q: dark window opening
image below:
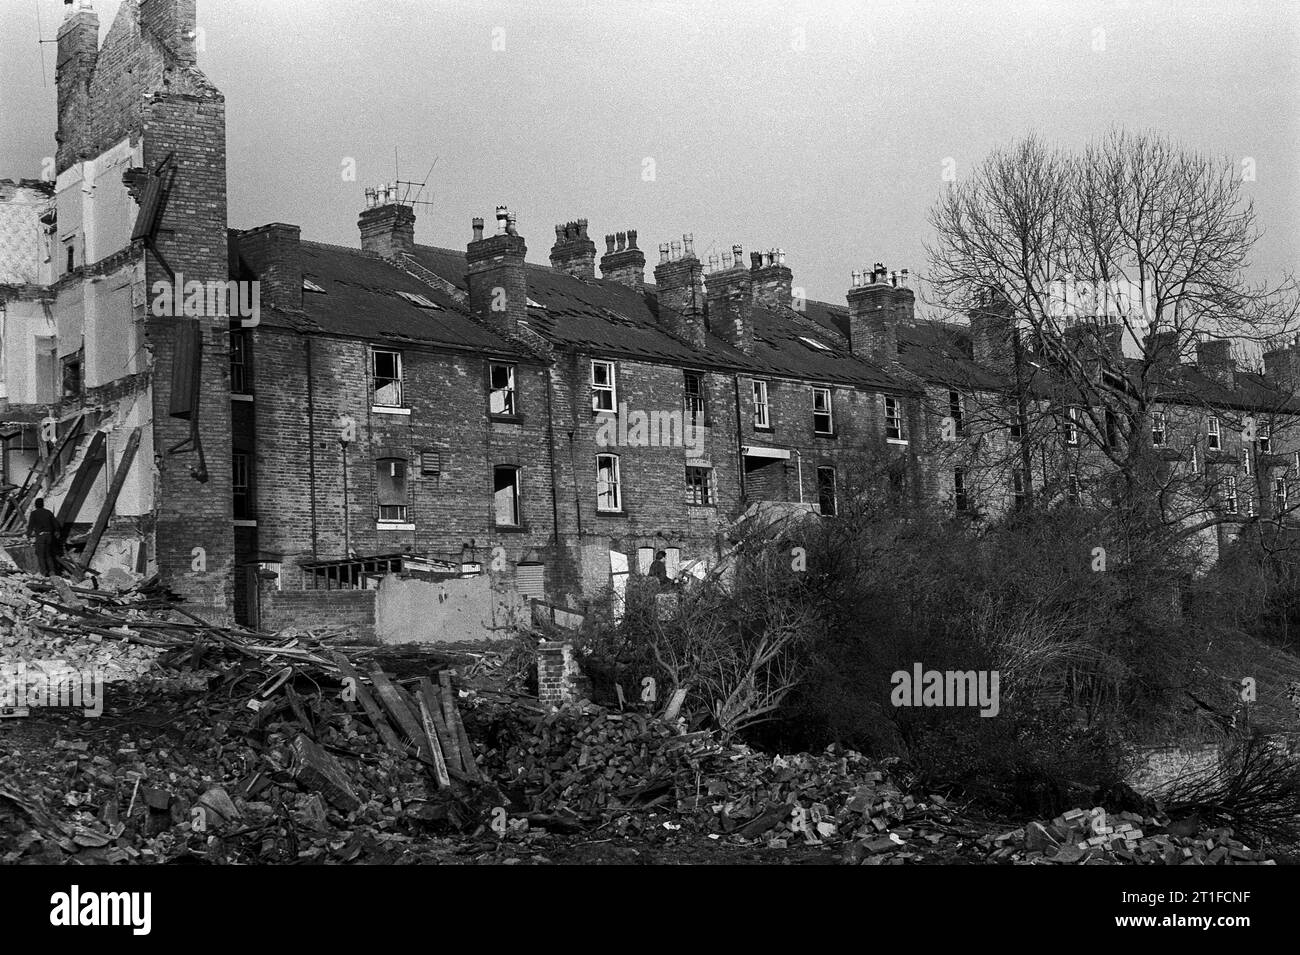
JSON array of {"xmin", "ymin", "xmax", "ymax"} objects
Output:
[
  {"xmin": 494, "ymin": 466, "xmax": 521, "ymax": 526},
  {"xmin": 817, "ymin": 466, "xmax": 837, "ymax": 516},
  {"xmin": 377, "ymin": 457, "xmax": 409, "ymax": 522}
]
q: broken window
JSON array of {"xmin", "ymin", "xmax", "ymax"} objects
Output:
[
  {"xmin": 885, "ymin": 395, "xmax": 903, "ymax": 440},
  {"xmin": 489, "ymin": 362, "xmax": 516, "ymax": 416},
  {"xmin": 1151, "ymin": 412, "xmax": 1166, "ymax": 447},
  {"xmin": 1065, "ymin": 407, "xmax": 1080, "ymax": 446},
  {"xmin": 373, "ymin": 348, "xmax": 404, "ymax": 408},
  {"xmin": 947, "ymin": 389, "xmax": 963, "ymax": 434},
  {"xmin": 232, "ymin": 451, "xmax": 254, "ymax": 520},
  {"xmin": 1259, "ymin": 423, "xmax": 1272, "ymax": 453},
  {"xmin": 377, "ymin": 457, "xmax": 409, "ymax": 523},
  {"xmin": 954, "ymin": 467, "xmax": 969, "ymax": 512},
  {"xmin": 686, "ymin": 464, "xmax": 714, "ymax": 506},
  {"xmin": 1224, "ymin": 474, "xmax": 1239, "ymax": 514},
  {"xmin": 494, "ymin": 466, "xmax": 520, "ymax": 526},
  {"xmin": 1274, "ymin": 478, "xmax": 1288, "ymax": 513},
  {"xmin": 596, "ymin": 454, "xmax": 622, "ymax": 511},
  {"xmin": 230, "ymin": 329, "xmax": 250, "ymax": 395},
  {"xmin": 591, "ymin": 360, "xmax": 616, "ymax": 412},
  {"xmin": 812, "ymin": 387, "xmax": 833, "ymax": 435},
  {"xmin": 684, "ymin": 371, "xmax": 705, "ymax": 428},
  {"xmin": 1012, "ymin": 468, "xmax": 1028, "ymax": 509},
  {"xmin": 752, "ymin": 379, "xmax": 770, "ymax": 429},
  {"xmin": 817, "ymin": 466, "xmax": 836, "ymax": 516},
  {"xmin": 61, "ymin": 350, "xmax": 83, "ymax": 400}
]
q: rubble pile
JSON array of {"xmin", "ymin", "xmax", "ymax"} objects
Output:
[{"xmin": 985, "ymin": 807, "xmax": 1273, "ymax": 865}]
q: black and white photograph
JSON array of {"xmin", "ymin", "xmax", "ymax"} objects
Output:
[{"xmin": 0, "ymin": 0, "xmax": 1294, "ymax": 933}]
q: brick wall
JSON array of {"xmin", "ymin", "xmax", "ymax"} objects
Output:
[{"xmin": 259, "ymin": 588, "xmax": 376, "ymax": 643}]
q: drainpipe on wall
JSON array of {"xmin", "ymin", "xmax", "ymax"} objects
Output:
[
  {"xmin": 306, "ymin": 335, "xmax": 319, "ymax": 561},
  {"xmin": 733, "ymin": 374, "xmax": 745, "ymax": 502},
  {"xmin": 341, "ymin": 439, "xmax": 351, "ymax": 559},
  {"xmin": 793, "ymin": 449, "xmax": 804, "ymax": 504}
]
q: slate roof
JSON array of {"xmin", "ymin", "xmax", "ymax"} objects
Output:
[{"xmin": 407, "ymin": 245, "xmax": 910, "ymax": 391}]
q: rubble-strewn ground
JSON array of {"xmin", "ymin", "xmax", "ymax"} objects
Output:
[{"xmin": 0, "ymin": 571, "xmax": 1282, "ymax": 865}]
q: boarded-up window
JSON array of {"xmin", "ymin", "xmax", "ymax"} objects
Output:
[
  {"xmin": 516, "ymin": 562, "xmax": 545, "ymax": 600},
  {"xmin": 377, "ymin": 457, "xmax": 408, "ymax": 522}
]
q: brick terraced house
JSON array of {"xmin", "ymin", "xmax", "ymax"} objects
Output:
[{"xmin": 1, "ymin": 0, "xmax": 1297, "ymax": 639}]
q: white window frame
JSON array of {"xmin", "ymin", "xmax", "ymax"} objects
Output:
[
  {"xmin": 1151, "ymin": 411, "xmax": 1165, "ymax": 447},
  {"xmin": 489, "ymin": 362, "xmax": 516, "ymax": 416},
  {"xmin": 1274, "ymin": 477, "xmax": 1288, "ymax": 513},
  {"xmin": 596, "ymin": 454, "xmax": 622, "ymax": 512},
  {"xmin": 752, "ymin": 380, "xmax": 770, "ymax": 429},
  {"xmin": 1067, "ymin": 473, "xmax": 1082, "ymax": 506},
  {"xmin": 812, "ymin": 387, "xmax": 834, "ymax": 435},
  {"xmin": 1224, "ymin": 474, "xmax": 1239, "ymax": 514},
  {"xmin": 885, "ymin": 395, "xmax": 904, "ymax": 442},
  {"xmin": 948, "ymin": 389, "xmax": 963, "ymax": 434},
  {"xmin": 372, "ymin": 348, "xmax": 404, "ymax": 409},
  {"xmin": 1259, "ymin": 423, "xmax": 1271, "ymax": 453},
  {"xmin": 1207, "ymin": 416, "xmax": 1221, "ymax": 450},
  {"xmin": 684, "ymin": 371, "xmax": 706, "ymax": 427},
  {"xmin": 1242, "ymin": 447, "xmax": 1251, "ymax": 476},
  {"xmin": 591, "ymin": 360, "xmax": 617, "ymax": 412},
  {"xmin": 954, "ymin": 467, "xmax": 968, "ymax": 512},
  {"xmin": 376, "ymin": 457, "xmax": 409, "ymax": 524},
  {"xmin": 1066, "ymin": 406, "xmax": 1080, "ymax": 446}
]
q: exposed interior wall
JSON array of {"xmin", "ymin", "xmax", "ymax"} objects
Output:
[{"xmin": 374, "ymin": 573, "xmax": 524, "ymax": 644}]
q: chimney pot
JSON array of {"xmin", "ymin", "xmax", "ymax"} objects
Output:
[
  {"xmin": 616, "ymin": 231, "xmax": 627, "ymax": 252},
  {"xmin": 659, "ymin": 243, "xmax": 670, "ymax": 263},
  {"xmin": 683, "ymin": 234, "xmax": 695, "ymax": 257},
  {"xmin": 605, "ymin": 233, "xmax": 616, "ymax": 254},
  {"xmin": 671, "ymin": 240, "xmax": 682, "ymax": 260},
  {"xmin": 472, "ymin": 217, "xmax": 484, "ymax": 242},
  {"xmin": 750, "ymin": 252, "xmax": 763, "ymax": 270},
  {"xmin": 627, "ymin": 229, "xmax": 638, "ymax": 249}
]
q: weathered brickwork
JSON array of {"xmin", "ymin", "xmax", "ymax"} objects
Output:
[{"xmin": 259, "ymin": 588, "xmax": 377, "ymax": 644}]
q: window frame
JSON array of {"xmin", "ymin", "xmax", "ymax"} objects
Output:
[
  {"xmin": 493, "ymin": 465, "xmax": 522, "ymax": 527},
  {"xmin": 812, "ymin": 386, "xmax": 834, "ymax": 436},
  {"xmin": 372, "ymin": 347, "xmax": 405, "ymax": 409},
  {"xmin": 1066, "ymin": 406, "xmax": 1080, "ymax": 446},
  {"xmin": 1224, "ymin": 474, "xmax": 1239, "ymax": 514},
  {"xmin": 1012, "ymin": 468, "xmax": 1028, "ymax": 509},
  {"xmin": 1151, "ymin": 411, "xmax": 1165, "ymax": 447},
  {"xmin": 1207, "ymin": 416, "xmax": 1221, "ymax": 450},
  {"xmin": 686, "ymin": 464, "xmax": 715, "ymax": 507},
  {"xmin": 230, "ymin": 328, "xmax": 251, "ymax": 396},
  {"xmin": 684, "ymin": 370, "xmax": 706, "ymax": 428},
  {"xmin": 816, "ymin": 465, "xmax": 837, "ymax": 516},
  {"xmin": 489, "ymin": 361, "xmax": 517, "ymax": 417},
  {"xmin": 591, "ymin": 360, "xmax": 617, "ymax": 413},
  {"xmin": 1259, "ymin": 422, "xmax": 1272, "ymax": 454},
  {"xmin": 376, "ymin": 456, "xmax": 410, "ymax": 523},
  {"xmin": 752, "ymin": 379, "xmax": 770, "ymax": 430},
  {"xmin": 232, "ymin": 451, "xmax": 254, "ymax": 521},
  {"xmin": 885, "ymin": 395, "xmax": 904, "ymax": 441},
  {"xmin": 947, "ymin": 389, "xmax": 963, "ymax": 435},
  {"xmin": 1274, "ymin": 477, "xmax": 1288, "ymax": 513},
  {"xmin": 595, "ymin": 453, "xmax": 623, "ymax": 512}
]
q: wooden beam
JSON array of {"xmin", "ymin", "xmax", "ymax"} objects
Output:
[
  {"xmin": 56, "ymin": 430, "xmax": 107, "ymax": 536},
  {"xmin": 77, "ymin": 427, "xmax": 141, "ymax": 573}
]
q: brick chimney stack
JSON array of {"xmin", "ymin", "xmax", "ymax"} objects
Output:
[
  {"xmin": 706, "ymin": 244, "xmax": 754, "ymax": 354},
  {"xmin": 358, "ymin": 184, "xmax": 415, "ymax": 258},
  {"xmin": 1263, "ymin": 337, "xmax": 1300, "ymax": 393},
  {"xmin": 750, "ymin": 248, "xmax": 793, "ymax": 311},
  {"xmin": 466, "ymin": 205, "xmax": 528, "ymax": 336},
  {"xmin": 846, "ymin": 263, "xmax": 914, "ymax": 365},
  {"xmin": 600, "ymin": 230, "xmax": 646, "ymax": 290},
  {"xmin": 55, "ymin": 2, "xmax": 100, "ymax": 174},
  {"xmin": 549, "ymin": 219, "xmax": 596, "ymax": 279},
  {"xmin": 970, "ymin": 287, "xmax": 1016, "ymax": 373},
  {"xmin": 653, "ymin": 234, "xmax": 707, "ymax": 348},
  {"xmin": 140, "ymin": 0, "xmax": 198, "ymax": 66},
  {"xmin": 238, "ymin": 223, "xmax": 302, "ymax": 311},
  {"xmin": 1143, "ymin": 329, "xmax": 1182, "ymax": 374},
  {"xmin": 1196, "ymin": 337, "xmax": 1237, "ymax": 391}
]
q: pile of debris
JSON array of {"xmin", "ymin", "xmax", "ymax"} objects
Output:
[{"xmin": 985, "ymin": 807, "xmax": 1273, "ymax": 865}]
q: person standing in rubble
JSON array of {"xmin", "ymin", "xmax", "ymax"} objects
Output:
[{"xmin": 26, "ymin": 498, "xmax": 61, "ymax": 577}]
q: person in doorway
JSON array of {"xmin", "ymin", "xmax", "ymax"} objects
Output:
[
  {"xmin": 649, "ymin": 550, "xmax": 670, "ymax": 588},
  {"xmin": 26, "ymin": 498, "xmax": 61, "ymax": 577}
]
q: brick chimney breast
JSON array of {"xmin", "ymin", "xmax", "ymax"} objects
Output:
[
  {"xmin": 358, "ymin": 185, "xmax": 415, "ymax": 258},
  {"xmin": 970, "ymin": 287, "xmax": 1016, "ymax": 372},
  {"xmin": 238, "ymin": 223, "xmax": 302, "ymax": 311},
  {"xmin": 706, "ymin": 244, "xmax": 754, "ymax": 354},
  {"xmin": 549, "ymin": 218, "xmax": 596, "ymax": 279},
  {"xmin": 466, "ymin": 207, "xmax": 528, "ymax": 336},
  {"xmin": 750, "ymin": 247, "xmax": 793, "ymax": 311},
  {"xmin": 140, "ymin": 0, "xmax": 199, "ymax": 66},
  {"xmin": 846, "ymin": 263, "xmax": 913, "ymax": 365},
  {"xmin": 55, "ymin": 4, "xmax": 100, "ymax": 173},
  {"xmin": 653, "ymin": 234, "xmax": 707, "ymax": 348},
  {"xmin": 1196, "ymin": 337, "xmax": 1237, "ymax": 391},
  {"xmin": 600, "ymin": 227, "xmax": 646, "ymax": 290},
  {"xmin": 1263, "ymin": 338, "xmax": 1300, "ymax": 394}
]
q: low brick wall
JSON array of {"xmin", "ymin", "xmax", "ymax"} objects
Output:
[
  {"xmin": 259, "ymin": 589, "xmax": 377, "ymax": 643},
  {"xmin": 1127, "ymin": 743, "xmax": 1221, "ymax": 795}
]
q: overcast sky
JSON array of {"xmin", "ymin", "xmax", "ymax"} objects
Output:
[{"xmin": 1, "ymin": 0, "xmax": 1296, "ymax": 308}]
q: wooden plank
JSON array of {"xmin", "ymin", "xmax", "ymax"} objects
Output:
[
  {"xmin": 368, "ymin": 669, "xmax": 436, "ymax": 768},
  {"xmin": 414, "ymin": 689, "xmax": 451, "ymax": 789},
  {"xmin": 1, "ymin": 415, "xmax": 85, "ymax": 531},
  {"xmin": 331, "ymin": 653, "xmax": 404, "ymax": 756},
  {"xmin": 56, "ymin": 430, "xmax": 107, "ymax": 535},
  {"xmin": 421, "ymin": 678, "xmax": 462, "ymax": 774},
  {"xmin": 440, "ymin": 670, "xmax": 481, "ymax": 780},
  {"xmin": 78, "ymin": 427, "xmax": 141, "ymax": 572}
]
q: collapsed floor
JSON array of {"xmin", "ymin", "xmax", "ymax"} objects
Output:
[{"xmin": 0, "ymin": 571, "xmax": 1280, "ymax": 865}]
